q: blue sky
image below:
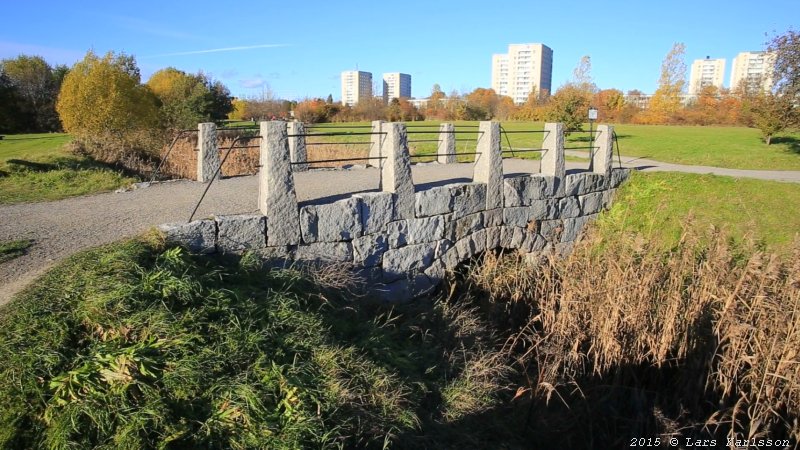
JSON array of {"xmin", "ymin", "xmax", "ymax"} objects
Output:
[{"xmin": 2, "ymin": 0, "xmax": 798, "ymax": 100}]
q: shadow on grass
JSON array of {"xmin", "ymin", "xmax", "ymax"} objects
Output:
[
  {"xmin": 3, "ymin": 156, "xmax": 142, "ymax": 180},
  {"xmin": 772, "ymin": 136, "xmax": 800, "ymax": 154}
]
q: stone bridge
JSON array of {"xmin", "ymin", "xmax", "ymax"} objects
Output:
[{"xmin": 159, "ymin": 121, "xmax": 630, "ymax": 300}]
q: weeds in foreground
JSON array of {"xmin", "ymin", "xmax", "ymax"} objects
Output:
[{"xmin": 0, "ymin": 236, "xmax": 511, "ymax": 449}]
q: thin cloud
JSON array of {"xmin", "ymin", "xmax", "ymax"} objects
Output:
[
  {"xmin": 240, "ymin": 78, "xmax": 267, "ymax": 89},
  {"xmin": 144, "ymin": 44, "xmax": 290, "ymax": 58}
]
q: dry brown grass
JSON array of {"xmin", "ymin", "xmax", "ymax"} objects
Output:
[{"xmin": 458, "ymin": 226, "xmax": 800, "ymax": 446}]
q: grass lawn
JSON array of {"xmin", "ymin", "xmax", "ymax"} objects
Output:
[
  {"xmin": 609, "ymin": 124, "xmax": 800, "ymax": 170},
  {"xmin": 298, "ymin": 121, "xmax": 800, "ymax": 170},
  {"xmin": 594, "ymin": 171, "xmax": 800, "ymax": 254},
  {"xmin": 0, "ymin": 133, "xmax": 135, "ymax": 204}
]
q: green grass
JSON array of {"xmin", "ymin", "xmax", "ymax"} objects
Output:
[
  {"xmin": 0, "ymin": 133, "xmax": 135, "ymax": 204},
  {"xmin": 594, "ymin": 171, "xmax": 800, "ymax": 254},
  {"xmin": 0, "ymin": 234, "xmax": 522, "ymax": 449},
  {"xmin": 302, "ymin": 121, "xmax": 800, "ymax": 170},
  {"xmin": 609, "ymin": 124, "xmax": 800, "ymax": 170},
  {"xmin": 0, "ymin": 240, "xmax": 32, "ymax": 263}
]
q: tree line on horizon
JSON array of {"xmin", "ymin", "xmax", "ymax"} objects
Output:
[{"xmin": 0, "ymin": 29, "xmax": 796, "ymax": 155}]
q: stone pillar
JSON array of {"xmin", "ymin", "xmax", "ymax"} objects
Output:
[
  {"xmin": 197, "ymin": 122, "xmax": 220, "ymax": 182},
  {"xmin": 437, "ymin": 123, "xmax": 456, "ymax": 164},
  {"xmin": 259, "ymin": 121, "xmax": 301, "ymax": 245},
  {"xmin": 368, "ymin": 120, "xmax": 384, "ymax": 168},
  {"xmin": 287, "ymin": 121, "xmax": 308, "ymax": 172},
  {"xmin": 591, "ymin": 124, "xmax": 614, "ymax": 177},
  {"xmin": 541, "ymin": 122, "xmax": 566, "ymax": 196},
  {"xmin": 472, "ymin": 121, "xmax": 503, "ymax": 209},
  {"xmin": 381, "ymin": 123, "xmax": 415, "ymax": 220}
]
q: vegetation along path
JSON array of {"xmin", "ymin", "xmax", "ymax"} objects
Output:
[{"xmin": 2, "ymin": 157, "xmax": 800, "ymax": 305}]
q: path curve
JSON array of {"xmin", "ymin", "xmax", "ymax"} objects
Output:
[{"xmin": 2, "ymin": 157, "xmax": 799, "ymax": 305}]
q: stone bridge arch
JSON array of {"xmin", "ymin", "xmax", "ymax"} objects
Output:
[{"xmin": 160, "ymin": 120, "xmax": 630, "ymax": 301}]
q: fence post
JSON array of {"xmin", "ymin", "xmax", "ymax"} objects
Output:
[
  {"xmin": 259, "ymin": 121, "xmax": 300, "ymax": 245},
  {"xmin": 542, "ymin": 122, "xmax": 566, "ymax": 196},
  {"xmin": 591, "ymin": 124, "xmax": 614, "ymax": 177},
  {"xmin": 437, "ymin": 123, "xmax": 456, "ymax": 164},
  {"xmin": 368, "ymin": 120, "xmax": 384, "ymax": 168},
  {"xmin": 472, "ymin": 121, "xmax": 503, "ymax": 209},
  {"xmin": 382, "ymin": 122, "xmax": 415, "ymax": 220},
  {"xmin": 197, "ymin": 122, "xmax": 220, "ymax": 182},
  {"xmin": 287, "ymin": 121, "xmax": 308, "ymax": 171}
]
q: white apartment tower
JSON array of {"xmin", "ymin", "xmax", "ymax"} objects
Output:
[
  {"xmin": 382, "ymin": 73, "xmax": 411, "ymax": 103},
  {"xmin": 688, "ymin": 57, "xmax": 726, "ymax": 95},
  {"xmin": 730, "ymin": 51, "xmax": 775, "ymax": 93},
  {"xmin": 491, "ymin": 43, "xmax": 553, "ymax": 104},
  {"xmin": 341, "ymin": 71, "xmax": 373, "ymax": 106}
]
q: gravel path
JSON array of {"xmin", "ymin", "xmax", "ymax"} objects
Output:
[{"xmin": 2, "ymin": 157, "xmax": 799, "ymax": 305}]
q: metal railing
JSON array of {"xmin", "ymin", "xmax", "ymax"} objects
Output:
[
  {"xmin": 188, "ymin": 135, "xmax": 261, "ymax": 222},
  {"xmin": 150, "ymin": 129, "xmax": 198, "ymax": 183}
]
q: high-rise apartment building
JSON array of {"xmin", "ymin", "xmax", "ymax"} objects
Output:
[
  {"xmin": 491, "ymin": 43, "xmax": 553, "ymax": 104},
  {"xmin": 730, "ymin": 51, "xmax": 775, "ymax": 93},
  {"xmin": 688, "ymin": 57, "xmax": 726, "ymax": 95},
  {"xmin": 382, "ymin": 73, "xmax": 411, "ymax": 103},
  {"xmin": 341, "ymin": 71, "xmax": 373, "ymax": 106}
]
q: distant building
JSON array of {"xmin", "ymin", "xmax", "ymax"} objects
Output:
[
  {"xmin": 341, "ymin": 71, "xmax": 373, "ymax": 106},
  {"xmin": 730, "ymin": 51, "xmax": 775, "ymax": 93},
  {"xmin": 688, "ymin": 57, "xmax": 726, "ymax": 95},
  {"xmin": 382, "ymin": 73, "xmax": 411, "ymax": 103},
  {"xmin": 491, "ymin": 43, "xmax": 553, "ymax": 104}
]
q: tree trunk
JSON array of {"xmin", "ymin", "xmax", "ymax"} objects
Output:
[{"xmin": 766, "ymin": 135, "xmax": 772, "ymax": 145}]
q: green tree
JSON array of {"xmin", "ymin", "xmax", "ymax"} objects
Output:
[
  {"xmin": 745, "ymin": 92, "xmax": 794, "ymax": 145},
  {"xmin": 0, "ymin": 55, "xmax": 63, "ymax": 131},
  {"xmin": 148, "ymin": 67, "xmax": 209, "ymax": 129},
  {"xmin": 545, "ymin": 85, "xmax": 591, "ymax": 132},
  {"xmin": 57, "ymin": 51, "xmax": 160, "ymax": 142},
  {"xmin": 644, "ymin": 43, "xmax": 686, "ymax": 123}
]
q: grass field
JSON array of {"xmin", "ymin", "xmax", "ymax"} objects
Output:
[
  {"xmin": 0, "ymin": 133, "xmax": 134, "ymax": 204},
  {"xmin": 593, "ymin": 171, "xmax": 800, "ymax": 254},
  {"xmin": 0, "ymin": 240, "xmax": 32, "ymax": 263},
  {"xmin": 295, "ymin": 121, "xmax": 800, "ymax": 170}
]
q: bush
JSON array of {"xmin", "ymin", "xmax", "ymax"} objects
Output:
[{"xmin": 57, "ymin": 51, "xmax": 163, "ymax": 171}]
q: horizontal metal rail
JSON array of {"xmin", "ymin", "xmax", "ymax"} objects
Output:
[
  {"xmin": 216, "ymin": 145, "xmax": 260, "ymax": 150},
  {"xmin": 305, "ymin": 140, "xmax": 372, "ymax": 145},
  {"xmin": 406, "ymin": 130, "xmax": 483, "ymax": 134},
  {"xmin": 501, "ymin": 148, "xmax": 545, "ymax": 154},
  {"xmin": 305, "ymin": 124, "xmax": 372, "ymax": 128},
  {"xmin": 287, "ymin": 131, "xmax": 386, "ymax": 137},
  {"xmin": 293, "ymin": 156, "xmax": 386, "ymax": 165},
  {"xmin": 409, "ymin": 152, "xmax": 483, "ymax": 158},
  {"xmin": 407, "ymin": 139, "xmax": 441, "ymax": 143},
  {"xmin": 564, "ymin": 146, "xmax": 600, "ymax": 150},
  {"xmin": 497, "ymin": 130, "xmax": 548, "ymax": 134}
]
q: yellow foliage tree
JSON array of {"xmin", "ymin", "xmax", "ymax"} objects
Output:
[
  {"xmin": 228, "ymin": 98, "xmax": 247, "ymax": 120},
  {"xmin": 641, "ymin": 43, "xmax": 686, "ymax": 124},
  {"xmin": 57, "ymin": 51, "xmax": 159, "ymax": 140}
]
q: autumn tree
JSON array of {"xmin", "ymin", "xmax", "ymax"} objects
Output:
[
  {"xmin": 643, "ymin": 43, "xmax": 687, "ymax": 124},
  {"xmin": 0, "ymin": 55, "xmax": 66, "ymax": 132},
  {"xmin": 424, "ymin": 84, "xmax": 447, "ymax": 119},
  {"xmin": 545, "ymin": 56, "xmax": 596, "ymax": 130},
  {"xmin": 57, "ymin": 51, "xmax": 160, "ymax": 166},
  {"xmin": 464, "ymin": 88, "xmax": 501, "ymax": 120},
  {"xmin": 744, "ymin": 92, "xmax": 794, "ymax": 144},
  {"xmin": 593, "ymin": 89, "xmax": 625, "ymax": 121},
  {"xmin": 228, "ymin": 98, "xmax": 247, "ymax": 121}
]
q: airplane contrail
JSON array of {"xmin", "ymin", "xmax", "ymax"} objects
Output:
[{"xmin": 145, "ymin": 44, "xmax": 290, "ymax": 58}]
